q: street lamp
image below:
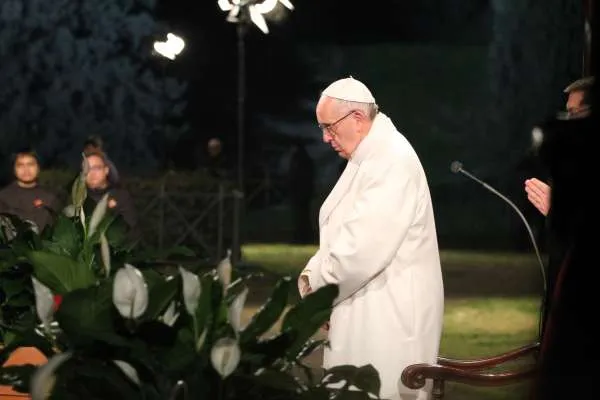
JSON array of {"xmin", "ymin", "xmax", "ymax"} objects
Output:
[
  {"xmin": 217, "ymin": 0, "xmax": 294, "ymax": 263},
  {"xmin": 217, "ymin": 0, "xmax": 294, "ymax": 191},
  {"xmin": 153, "ymin": 33, "xmax": 186, "ymax": 60}
]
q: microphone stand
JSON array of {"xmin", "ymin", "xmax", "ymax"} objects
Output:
[{"xmin": 451, "ymin": 161, "xmax": 548, "ymax": 338}]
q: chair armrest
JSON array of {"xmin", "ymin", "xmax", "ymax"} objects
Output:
[
  {"xmin": 401, "ymin": 363, "xmax": 537, "ymax": 390},
  {"xmin": 437, "ymin": 342, "xmax": 540, "ymax": 370}
]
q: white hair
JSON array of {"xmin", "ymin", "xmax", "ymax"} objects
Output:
[{"xmin": 330, "ymin": 98, "xmax": 379, "ymax": 120}]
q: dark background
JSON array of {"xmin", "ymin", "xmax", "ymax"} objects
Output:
[{"xmin": 0, "ymin": 0, "xmax": 588, "ymax": 252}]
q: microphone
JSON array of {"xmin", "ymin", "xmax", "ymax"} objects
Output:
[{"xmin": 450, "ymin": 161, "xmax": 547, "ymax": 328}]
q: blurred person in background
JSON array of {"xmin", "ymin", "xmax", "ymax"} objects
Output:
[
  {"xmin": 0, "ymin": 148, "xmax": 60, "ymax": 233},
  {"xmin": 83, "ymin": 135, "xmax": 120, "ymax": 185},
  {"xmin": 84, "ymin": 152, "xmax": 139, "ymax": 241}
]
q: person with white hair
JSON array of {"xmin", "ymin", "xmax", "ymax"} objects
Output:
[{"xmin": 298, "ymin": 77, "xmax": 444, "ymax": 400}]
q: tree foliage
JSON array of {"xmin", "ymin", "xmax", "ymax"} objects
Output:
[
  {"xmin": 0, "ymin": 0, "xmax": 187, "ymax": 171},
  {"xmin": 486, "ymin": 0, "xmax": 584, "ymax": 174}
]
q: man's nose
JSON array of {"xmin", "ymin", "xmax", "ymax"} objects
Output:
[{"xmin": 323, "ymin": 131, "xmax": 332, "ymax": 143}]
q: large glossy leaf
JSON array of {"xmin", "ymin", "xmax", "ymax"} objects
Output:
[
  {"xmin": 47, "ymin": 215, "xmax": 80, "ymax": 257},
  {"xmin": 250, "ymin": 368, "xmax": 305, "ymax": 392},
  {"xmin": 27, "ymin": 250, "xmax": 96, "ymax": 295},
  {"xmin": 161, "ymin": 327, "xmax": 196, "ymax": 372},
  {"xmin": 48, "ymin": 357, "xmax": 143, "ymax": 400},
  {"xmin": 55, "ymin": 283, "xmax": 128, "ymax": 348},
  {"xmin": 242, "ymin": 330, "xmax": 297, "ymax": 367},
  {"xmin": 141, "ymin": 269, "xmax": 180, "ymax": 321},
  {"xmin": 191, "ymin": 276, "xmax": 215, "ymax": 348},
  {"xmin": 280, "ymin": 284, "xmax": 337, "ymax": 359},
  {"xmin": 86, "ymin": 213, "xmax": 117, "ymax": 245},
  {"xmin": 239, "ymin": 276, "xmax": 291, "ymax": 344},
  {"xmin": 322, "ymin": 365, "xmax": 381, "ymax": 398}
]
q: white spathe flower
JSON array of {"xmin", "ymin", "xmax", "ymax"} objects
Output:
[
  {"xmin": 210, "ymin": 337, "xmax": 241, "ymax": 379},
  {"xmin": 196, "ymin": 328, "xmax": 208, "ymax": 352},
  {"xmin": 217, "ymin": 249, "xmax": 232, "ymax": 290},
  {"xmin": 113, "ymin": 360, "xmax": 140, "ymax": 386},
  {"xmin": 100, "ymin": 233, "xmax": 111, "ymax": 277},
  {"xmin": 531, "ymin": 126, "xmax": 544, "ymax": 149},
  {"xmin": 179, "ymin": 266, "xmax": 201, "ymax": 315},
  {"xmin": 30, "ymin": 352, "xmax": 72, "ymax": 400},
  {"xmin": 112, "ymin": 264, "xmax": 149, "ymax": 319},
  {"xmin": 88, "ymin": 193, "xmax": 109, "ymax": 237},
  {"xmin": 161, "ymin": 300, "xmax": 180, "ymax": 327},
  {"xmin": 228, "ymin": 287, "xmax": 248, "ymax": 333},
  {"xmin": 31, "ymin": 277, "xmax": 55, "ymax": 329},
  {"xmin": 62, "ymin": 204, "xmax": 76, "ymax": 218}
]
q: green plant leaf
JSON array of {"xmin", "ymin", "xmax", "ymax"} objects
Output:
[
  {"xmin": 280, "ymin": 284, "xmax": 338, "ymax": 359},
  {"xmin": 55, "ymin": 283, "xmax": 128, "ymax": 347},
  {"xmin": 322, "ymin": 365, "xmax": 381, "ymax": 398},
  {"xmin": 27, "ymin": 250, "xmax": 96, "ymax": 294},
  {"xmin": 281, "ymin": 284, "xmax": 338, "ymax": 331},
  {"xmin": 86, "ymin": 213, "xmax": 117, "ymax": 245},
  {"xmin": 242, "ymin": 330, "xmax": 297, "ymax": 367},
  {"xmin": 161, "ymin": 327, "xmax": 196, "ymax": 372},
  {"xmin": 71, "ymin": 172, "xmax": 87, "ymax": 207},
  {"xmin": 141, "ymin": 269, "xmax": 180, "ymax": 321},
  {"xmin": 300, "ymin": 386, "xmax": 330, "ymax": 400},
  {"xmin": 251, "ymin": 368, "xmax": 305, "ymax": 392},
  {"xmin": 295, "ymin": 339, "xmax": 328, "ymax": 360},
  {"xmin": 240, "ymin": 276, "xmax": 291, "ymax": 344},
  {"xmin": 191, "ymin": 276, "xmax": 215, "ymax": 348},
  {"xmin": 47, "ymin": 215, "xmax": 80, "ymax": 257}
]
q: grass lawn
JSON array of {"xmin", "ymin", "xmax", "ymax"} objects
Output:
[{"xmin": 240, "ymin": 244, "xmax": 543, "ymax": 400}]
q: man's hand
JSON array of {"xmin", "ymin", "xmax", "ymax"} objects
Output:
[
  {"xmin": 299, "ymin": 274, "xmax": 312, "ymax": 297},
  {"xmin": 525, "ymin": 178, "xmax": 551, "ymax": 216}
]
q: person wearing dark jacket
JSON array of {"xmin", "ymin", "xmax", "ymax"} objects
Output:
[
  {"xmin": 0, "ymin": 149, "xmax": 60, "ymax": 233},
  {"xmin": 84, "ymin": 152, "xmax": 139, "ymax": 241},
  {"xmin": 83, "ymin": 135, "xmax": 120, "ymax": 185}
]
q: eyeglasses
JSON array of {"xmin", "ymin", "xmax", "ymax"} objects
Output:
[{"xmin": 318, "ymin": 111, "xmax": 355, "ymax": 132}]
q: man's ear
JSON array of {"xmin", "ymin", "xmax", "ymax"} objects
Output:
[{"xmin": 353, "ymin": 109, "xmax": 368, "ymax": 122}]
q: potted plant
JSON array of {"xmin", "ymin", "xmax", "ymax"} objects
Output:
[{"xmin": 0, "ymin": 168, "xmax": 383, "ymax": 399}]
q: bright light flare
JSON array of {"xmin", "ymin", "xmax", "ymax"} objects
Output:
[
  {"xmin": 218, "ymin": 0, "xmax": 294, "ymax": 34},
  {"xmin": 153, "ymin": 33, "xmax": 185, "ymax": 60}
]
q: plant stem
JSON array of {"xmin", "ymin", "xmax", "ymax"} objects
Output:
[{"xmin": 218, "ymin": 378, "xmax": 225, "ymax": 400}]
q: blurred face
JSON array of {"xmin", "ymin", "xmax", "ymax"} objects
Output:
[
  {"xmin": 85, "ymin": 155, "xmax": 109, "ymax": 189},
  {"xmin": 14, "ymin": 154, "xmax": 39, "ymax": 186},
  {"xmin": 207, "ymin": 139, "xmax": 222, "ymax": 157},
  {"xmin": 316, "ymin": 96, "xmax": 371, "ymax": 159}
]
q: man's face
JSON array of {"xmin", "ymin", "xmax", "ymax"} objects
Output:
[
  {"xmin": 316, "ymin": 97, "xmax": 364, "ymax": 159},
  {"xmin": 14, "ymin": 154, "xmax": 39, "ymax": 185},
  {"xmin": 566, "ymin": 90, "xmax": 586, "ymax": 115},
  {"xmin": 85, "ymin": 155, "xmax": 109, "ymax": 189}
]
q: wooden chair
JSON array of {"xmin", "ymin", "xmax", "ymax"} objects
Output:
[{"xmin": 401, "ymin": 342, "xmax": 539, "ymax": 399}]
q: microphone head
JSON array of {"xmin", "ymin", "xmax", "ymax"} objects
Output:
[{"xmin": 450, "ymin": 161, "xmax": 463, "ymax": 173}]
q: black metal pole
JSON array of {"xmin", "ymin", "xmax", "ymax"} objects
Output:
[
  {"xmin": 237, "ymin": 23, "xmax": 246, "ymax": 192},
  {"xmin": 232, "ymin": 22, "xmax": 247, "ymax": 264},
  {"xmin": 583, "ymin": 0, "xmax": 594, "ymax": 76}
]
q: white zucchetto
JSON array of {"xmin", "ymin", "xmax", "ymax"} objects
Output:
[{"xmin": 321, "ymin": 76, "xmax": 376, "ymax": 104}]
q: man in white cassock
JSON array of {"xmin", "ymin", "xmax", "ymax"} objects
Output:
[{"xmin": 298, "ymin": 77, "xmax": 444, "ymax": 400}]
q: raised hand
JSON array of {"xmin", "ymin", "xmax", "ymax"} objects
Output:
[{"xmin": 525, "ymin": 178, "xmax": 551, "ymax": 216}]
